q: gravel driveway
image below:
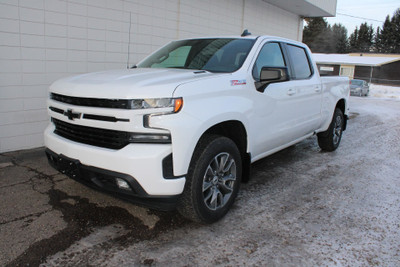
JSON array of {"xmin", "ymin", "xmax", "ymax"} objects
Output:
[{"xmin": 0, "ymin": 96, "xmax": 399, "ymax": 266}]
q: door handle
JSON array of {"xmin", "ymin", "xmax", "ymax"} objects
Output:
[
  {"xmin": 315, "ymin": 86, "xmax": 321, "ymax": 92},
  {"xmin": 287, "ymin": 88, "xmax": 296, "ymax": 96}
]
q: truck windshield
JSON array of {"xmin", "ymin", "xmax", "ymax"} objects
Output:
[{"xmin": 137, "ymin": 38, "xmax": 255, "ymax": 73}]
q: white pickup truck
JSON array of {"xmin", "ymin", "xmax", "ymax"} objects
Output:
[{"xmin": 45, "ymin": 35, "xmax": 349, "ymax": 223}]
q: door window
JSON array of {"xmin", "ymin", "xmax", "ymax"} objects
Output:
[
  {"xmin": 286, "ymin": 44, "xmax": 312, "ymax": 79},
  {"xmin": 252, "ymin": 42, "xmax": 286, "ymax": 81}
]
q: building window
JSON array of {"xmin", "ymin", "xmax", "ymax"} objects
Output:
[{"xmin": 340, "ymin": 66, "xmax": 355, "ymax": 79}]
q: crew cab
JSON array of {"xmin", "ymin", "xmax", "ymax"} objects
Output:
[{"xmin": 45, "ymin": 35, "xmax": 350, "ymax": 223}]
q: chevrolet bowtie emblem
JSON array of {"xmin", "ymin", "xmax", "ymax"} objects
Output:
[{"xmin": 64, "ymin": 109, "xmax": 81, "ymax": 120}]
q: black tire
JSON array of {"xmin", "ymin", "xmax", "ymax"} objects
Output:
[
  {"xmin": 317, "ymin": 108, "xmax": 344, "ymax": 152},
  {"xmin": 177, "ymin": 135, "xmax": 242, "ymax": 224}
]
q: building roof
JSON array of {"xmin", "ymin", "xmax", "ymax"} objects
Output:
[
  {"xmin": 263, "ymin": 0, "xmax": 337, "ymax": 17},
  {"xmin": 313, "ymin": 53, "xmax": 400, "ymax": 67}
]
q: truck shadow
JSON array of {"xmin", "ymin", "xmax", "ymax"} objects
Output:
[
  {"xmin": 9, "ymin": 139, "xmax": 318, "ymax": 266},
  {"xmin": 248, "ymin": 137, "xmax": 318, "ymax": 187},
  {"xmin": 9, "ymin": 187, "xmax": 190, "ymax": 266}
]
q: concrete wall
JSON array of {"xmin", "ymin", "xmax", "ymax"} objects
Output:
[{"xmin": 0, "ymin": 0, "xmax": 303, "ymax": 153}]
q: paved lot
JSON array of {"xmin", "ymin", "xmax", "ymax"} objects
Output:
[{"xmin": 1, "ymin": 97, "xmax": 399, "ymax": 266}]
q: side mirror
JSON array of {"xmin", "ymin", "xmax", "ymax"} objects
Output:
[{"xmin": 256, "ymin": 67, "xmax": 289, "ymax": 92}]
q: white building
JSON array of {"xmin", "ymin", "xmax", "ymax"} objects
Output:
[
  {"xmin": 313, "ymin": 53, "xmax": 400, "ymax": 83},
  {"xmin": 0, "ymin": 0, "xmax": 337, "ymax": 153}
]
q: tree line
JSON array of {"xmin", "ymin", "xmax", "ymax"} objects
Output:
[{"xmin": 303, "ymin": 8, "xmax": 400, "ymax": 54}]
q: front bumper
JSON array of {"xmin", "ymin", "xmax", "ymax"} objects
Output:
[
  {"xmin": 44, "ymin": 124, "xmax": 186, "ymax": 209},
  {"xmin": 46, "ymin": 149, "xmax": 179, "ymax": 210}
]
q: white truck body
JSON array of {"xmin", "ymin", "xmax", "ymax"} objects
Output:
[{"xmin": 45, "ymin": 35, "xmax": 349, "ymax": 222}]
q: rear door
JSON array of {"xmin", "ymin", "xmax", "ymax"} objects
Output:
[{"xmin": 282, "ymin": 43, "xmax": 323, "ymax": 137}]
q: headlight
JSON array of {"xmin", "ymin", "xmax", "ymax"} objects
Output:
[
  {"xmin": 142, "ymin": 98, "xmax": 183, "ymax": 129},
  {"xmin": 130, "ymin": 97, "xmax": 183, "ymax": 112}
]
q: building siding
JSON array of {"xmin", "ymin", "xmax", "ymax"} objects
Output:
[
  {"xmin": 354, "ymin": 61, "xmax": 400, "ymax": 85},
  {"xmin": 0, "ymin": 0, "xmax": 305, "ymax": 152}
]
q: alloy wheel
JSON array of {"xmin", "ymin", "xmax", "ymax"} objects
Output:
[{"xmin": 202, "ymin": 152, "xmax": 237, "ymax": 211}]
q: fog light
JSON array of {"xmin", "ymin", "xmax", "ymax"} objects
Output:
[
  {"xmin": 129, "ymin": 133, "xmax": 171, "ymax": 143},
  {"xmin": 116, "ymin": 178, "xmax": 131, "ymax": 191}
]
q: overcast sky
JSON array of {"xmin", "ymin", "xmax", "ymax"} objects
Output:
[{"xmin": 326, "ymin": 0, "xmax": 399, "ymax": 35}]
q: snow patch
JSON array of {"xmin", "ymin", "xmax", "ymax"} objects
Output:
[{"xmin": 368, "ymin": 84, "xmax": 400, "ymax": 101}]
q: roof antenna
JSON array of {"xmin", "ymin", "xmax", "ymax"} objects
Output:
[
  {"xmin": 241, "ymin": 29, "xmax": 251, "ymax": 37},
  {"xmin": 126, "ymin": 12, "xmax": 132, "ymax": 69}
]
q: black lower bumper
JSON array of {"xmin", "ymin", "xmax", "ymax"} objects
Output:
[{"xmin": 45, "ymin": 148, "xmax": 180, "ymax": 211}]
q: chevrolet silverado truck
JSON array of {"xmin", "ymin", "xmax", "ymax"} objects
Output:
[{"xmin": 45, "ymin": 35, "xmax": 350, "ymax": 223}]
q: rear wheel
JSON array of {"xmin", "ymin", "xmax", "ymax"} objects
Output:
[
  {"xmin": 317, "ymin": 108, "xmax": 344, "ymax": 152},
  {"xmin": 177, "ymin": 135, "xmax": 242, "ymax": 223}
]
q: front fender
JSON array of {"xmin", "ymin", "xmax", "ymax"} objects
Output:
[{"xmin": 150, "ymin": 94, "xmax": 252, "ymax": 176}]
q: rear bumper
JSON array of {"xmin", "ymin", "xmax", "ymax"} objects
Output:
[
  {"xmin": 350, "ymin": 89, "xmax": 360, "ymax": 95},
  {"xmin": 45, "ymin": 148, "xmax": 180, "ymax": 210}
]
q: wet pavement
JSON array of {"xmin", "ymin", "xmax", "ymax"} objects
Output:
[{"xmin": 0, "ymin": 97, "xmax": 399, "ymax": 266}]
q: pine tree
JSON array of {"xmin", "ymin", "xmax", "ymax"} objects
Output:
[
  {"xmin": 379, "ymin": 15, "xmax": 394, "ymax": 53},
  {"xmin": 349, "ymin": 27, "xmax": 359, "ymax": 52},
  {"xmin": 391, "ymin": 8, "xmax": 400, "ymax": 53},
  {"xmin": 375, "ymin": 26, "xmax": 382, "ymax": 52},
  {"xmin": 358, "ymin": 23, "xmax": 374, "ymax": 52},
  {"xmin": 332, "ymin": 23, "xmax": 349, "ymax": 53},
  {"xmin": 303, "ymin": 18, "xmax": 335, "ymax": 53},
  {"xmin": 303, "ymin": 8, "xmax": 400, "ymax": 54},
  {"xmin": 324, "ymin": 25, "xmax": 336, "ymax": 53},
  {"xmin": 348, "ymin": 23, "xmax": 374, "ymax": 52}
]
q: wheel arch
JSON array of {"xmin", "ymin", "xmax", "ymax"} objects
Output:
[
  {"xmin": 335, "ymin": 98, "xmax": 347, "ymax": 131},
  {"xmin": 196, "ymin": 120, "xmax": 251, "ymax": 183}
]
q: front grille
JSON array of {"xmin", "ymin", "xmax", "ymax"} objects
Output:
[
  {"xmin": 51, "ymin": 93, "xmax": 133, "ymax": 109},
  {"xmin": 52, "ymin": 118, "xmax": 131, "ymax": 149}
]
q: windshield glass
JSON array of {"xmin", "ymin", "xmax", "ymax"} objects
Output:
[
  {"xmin": 137, "ymin": 38, "xmax": 255, "ymax": 73},
  {"xmin": 351, "ymin": 80, "xmax": 363, "ymax": 86}
]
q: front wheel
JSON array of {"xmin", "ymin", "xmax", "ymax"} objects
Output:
[
  {"xmin": 177, "ymin": 135, "xmax": 242, "ymax": 224},
  {"xmin": 317, "ymin": 108, "xmax": 344, "ymax": 152}
]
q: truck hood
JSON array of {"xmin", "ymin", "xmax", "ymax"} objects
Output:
[{"xmin": 50, "ymin": 68, "xmax": 218, "ymax": 99}]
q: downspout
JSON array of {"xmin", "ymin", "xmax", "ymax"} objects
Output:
[
  {"xmin": 369, "ymin": 65, "xmax": 374, "ymax": 84},
  {"xmin": 298, "ymin": 16, "xmax": 304, "ymax": 41},
  {"xmin": 241, "ymin": 0, "xmax": 245, "ymax": 31},
  {"xmin": 176, "ymin": 0, "xmax": 181, "ymax": 39}
]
